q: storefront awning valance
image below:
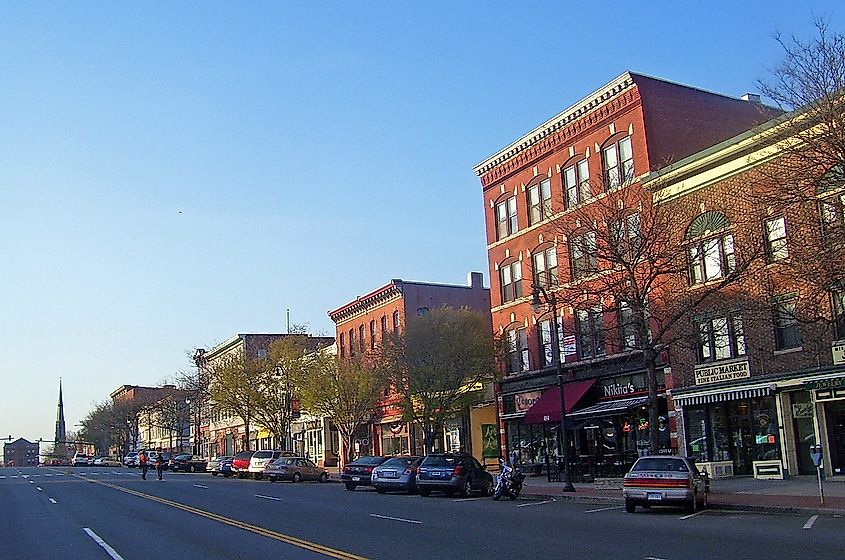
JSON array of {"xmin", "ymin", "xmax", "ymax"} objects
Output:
[
  {"xmin": 522, "ymin": 379, "xmax": 596, "ymax": 424},
  {"xmin": 672, "ymin": 384, "xmax": 775, "ymax": 407},
  {"xmin": 568, "ymin": 396, "xmax": 648, "ymax": 418},
  {"xmin": 256, "ymin": 429, "xmax": 272, "ymax": 439}
]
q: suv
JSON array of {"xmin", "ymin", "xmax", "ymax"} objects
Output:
[
  {"xmin": 416, "ymin": 453, "xmax": 494, "ymax": 497},
  {"xmin": 71, "ymin": 453, "xmax": 90, "ymax": 467},
  {"xmin": 248, "ymin": 450, "xmax": 295, "ymax": 479}
]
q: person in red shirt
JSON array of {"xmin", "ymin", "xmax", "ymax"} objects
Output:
[{"xmin": 139, "ymin": 451, "xmax": 148, "ymax": 480}]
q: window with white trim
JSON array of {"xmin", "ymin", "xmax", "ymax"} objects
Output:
[
  {"xmin": 564, "ymin": 159, "xmax": 590, "ymax": 208},
  {"xmin": 496, "ymin": 196, "xmax": 518, "ymax": 240},
  {"xmin": 610, "ymin": 212, "xmax": 641, "ymax": 260},
  {"xmin": 570, "ymin": 231, "xmax": 597, "ymax": 280},
  {"xmin": 697, "ymin": 314, "xmax": 746, "ymax": 362},
  {"xmin": 500, "ymin": 261, "xmax": 523, "ymax": 303},
  {"xmin": 532, "ymin": 247, "xmax": 558, "ymax": 289},
  {"xmin": 506, "ymin": 327, "xmax": 529, "ymax": 374},
  {"xmin": 764, "ymin": 216, "xmax": 788, "ymax": 261},
  {"xmin": 774, "ymin": 297, "xmax": 801, "ymax": 350},
  {"xmin": 832, "ymin": 286, "xmax": 845, "ymax": 341},
  {"xmin": 686, "ymin": 211, "xmax": 735, "ymax": 285},
  {"xmin": 576, "ymin": 307, "xmax": 605, "ymax": 359},
  {"xmin": 603, "ymin": 136, "xmax": 634, "ymax": 189},
  {"xmin": 538, "ymin": 318, "xmax": 564, "ymax": 367},
  {"xmin": 618, "ymin": 302, "xmax": 639, "ymax": 350},
  {"xmin": 527, "ymin": 179, "xmax": 552, "ymax": 225}
]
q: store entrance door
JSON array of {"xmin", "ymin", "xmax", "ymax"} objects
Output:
[{"xmin": 824, "ymin": 401, "xmax": 845, "ymax": 476}]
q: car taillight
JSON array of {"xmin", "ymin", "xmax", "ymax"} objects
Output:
[
  {"xmin": 364, "ymin": 466, "xmax": 373, "ymax": 473},
  {"xmin": 453, "ymin": 465, "xmax": 464, "ymax": 476},
  {"xmin": 342, "ymin": 466, "xmax": 351, "ymax": 474}
]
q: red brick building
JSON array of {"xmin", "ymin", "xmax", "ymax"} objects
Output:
[
  {"xmin": 473, "ymin": 72, "xmax": 775, "ymax": 478},
  {"xmin": 647, "ymin": 112, "xmax": 845, "ymax": 479},
  {"xmin": 328, "ymin": 273, "xmax": 492, "ymax": 461},
  {"xmin": 4, "ymin": 438, "xmax": 40, "ymax": 467}
]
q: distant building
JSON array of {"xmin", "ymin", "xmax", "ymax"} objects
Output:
[
  {"xmin": 4, "ymin": 438, "xmax": 39, "ymax": 467},
  {"xmin": 53, "ymin": 380, "xmax": 68, "ymax": 460}
]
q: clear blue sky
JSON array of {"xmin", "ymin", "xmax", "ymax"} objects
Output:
[{"xmin": 0, "ymin": 2, "xmax": 840, "ymax": 447}]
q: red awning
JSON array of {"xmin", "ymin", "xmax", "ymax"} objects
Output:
[{"xmin": 522, "ymin": 379, "xmax": 596, "ymax": 424}]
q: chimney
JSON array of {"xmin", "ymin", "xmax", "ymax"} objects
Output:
[
  {"xmin": 467, "ymin": 271, "xmax": 484, "ymax": 289},
  {"xmin": 741, "ymin": 93, "xmax": 761, "ymax": 103}
]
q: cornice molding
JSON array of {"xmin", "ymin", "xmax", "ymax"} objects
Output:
[{"xmin": 329, "ymin": 282, "xmax": 404, "ymax": 325}]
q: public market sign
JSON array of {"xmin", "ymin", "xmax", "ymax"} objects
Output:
[{"xmin": 694, "ymin": 361, "xmax": 750, "ymax": 385}]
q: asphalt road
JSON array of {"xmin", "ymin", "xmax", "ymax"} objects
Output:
[{"xmin": 2, "ymin": 465, "xmax": 843, "ymax": 560}]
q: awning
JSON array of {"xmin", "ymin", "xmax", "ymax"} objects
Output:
[
  {"xmin": 568, "ymin": 396, "xmax": 649, "ymax": 418},
  {"xmin": 522, "ymin": 379, "xmax": 596, "ymax": 424},
  {"xmin": 672, "ymin": 384, "xmax": 775, "ymax": 407},
  {"xmin": 256, "ymin": 429, "xmax": 272, "ymax": 439}
]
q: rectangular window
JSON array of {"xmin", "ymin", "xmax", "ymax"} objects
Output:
[
  {"xmin": 506, "ymin": 328, "xmax": 529, "ymax": 374},
  {"xmin": 539, "ymin": 318, "xmax": 565, "ymax": 367},
  {"xmin": 619, "ymin": 303, "xmax": 638, "ymax": 350},
  {"xmin": 570, "ymin": 231, "xmax": 597, "ymax": 280},
  {"xmin": 765, "ymin": 216, "xmax": 788, "ymax": 261},
  {"xmin": 564, "ymin": 159, "xmax": 591, "ymax": 208},
  {"xmin": 833, "ymin": 287, "xmax": 845, "ymax": 340},
  {"xmin": 603, "ymin": 136, "xmax": 634, "ymax": 189},
  {"xmin": 774, "ymin": 298, "xmax": 801, "ymax": 350},
  {"xmin": 495, "ymin": 196, "xmax": 519, "ymax": 239},
  {"xmin": 359, "ymin": 325, "xmax": 366, "ymax": 353},
  {"xmin": 576, "ymin": 307, "xmax": 605, "ymax": 359},
  {"xmin": 611, "ymin": 213, "xmax": 641, "ymax": 260},
  {"xmin": 820, "ymin": 194, "xmax": 845, "ymax": 236},
  {"xmin": 689, "ymin": 234, "xmax": 735, "ymax": 285},
  {"xmin": 392, "ymin": 311, "xmax": 400, "ymax": 334},
  {"xmin": 528, "ymin": 179, "xmax": 552, "ymax": 225},
  {"xmin": 696, "ymin": 315, "xmax": 746, "ymax": 363},
  {"xmin": 500, "ymin": 261, "xmax": 523, "ymax": 303},
  {"xmin": 348, "ymin": 329, "xmax": 355, "ymax": 357},
  {"xmin": 339, "ymin": 333, "xmax": 345, "ymax": 358},
  {"xmin": 380, "ymin": 316, "xmax": 387, "ymax": 342},
  {"xmin": 532, "ymin": 247, "xmax": 558, "ymax": 288}
]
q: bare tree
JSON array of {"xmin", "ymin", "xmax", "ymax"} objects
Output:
[{"xmin": 208, "ymin": 353, "xmax": 262, "ymax": 452}]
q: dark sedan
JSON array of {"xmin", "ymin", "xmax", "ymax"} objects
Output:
[
  {"xmin": 341, "ymin": 456, "xmax": 391, "ymax": 490},
  {"xmin": 417, "ymin": 453, "xmax": 493, "ymax": 497},
  {"xmin": 168, "ymin": 454, "xmax": 208, "ymax": 472},
  {"xmin": 372, "ymin": 456, "xmax": 422, "ymax": 494}
]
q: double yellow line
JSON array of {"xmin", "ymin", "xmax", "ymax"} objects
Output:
[{"xmin": 78, "ymin": 475, "xmax": 368, "ymax": 560}]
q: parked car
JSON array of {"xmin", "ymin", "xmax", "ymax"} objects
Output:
[
  {"xmin": 341, "ymin": 456, "xmax": 391, "ymax": 490},
  {"xmin": 94, "ymin": 456, "xmax": 121, "ymax": 467},
  {"xmin": 208, "ymin": 455, "xmax": 233, "ymax": 476},
  {"xmin": 169, "ymin": 454, "xmax": 208, "ymax": 472},
  {"xmin": 416, "ymin": 453, "xmax": 494, "ymax": 497},
  {"xmin": 49, "ymin": 458, "xmax": 69, "ymax": 466},
  {"xmin": 372, "ymin": 456, "xmax": 422, "ymax": 494},
  {"xmin": 264, "ymin": 456, "xmax": 330, "ymax": 483},
  {"xmin": 622, "ymin": 455, "xmax": 709, "ymax": 513},
  {"xmin": 232, "ymin": 451, "xmax": 256, "ymax": 478},
  {"xmin": 124, "ymin": 452, "xmax": 139, "ymax": 467},
  {"xmin": 71, "ymin": 453, "xmax": 90, "ymax": 467},
  {"xmin": 218, "ymin": 456, "xmax": 235, "ymax": 478},
  {"xmin": 248, "ymin": 450, "xmax": 295, "ymax": 479}
]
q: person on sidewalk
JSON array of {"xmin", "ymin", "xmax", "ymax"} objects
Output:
[
  {"xmin": 155, "ymin": 451, "xmax": 164, "ymax": 481},
  {"xmin": 139, "ymin": 451, "xmax": 148, "ymax": 480}
]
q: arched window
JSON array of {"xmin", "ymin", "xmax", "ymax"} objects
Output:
[
  {"xmin": 339, "ymin": 333, "xmax": 345, "ymax": 358},
  {"xmin": 370, "ymin": 320, "xmax": 377, "ymax": 350},
  {"xmin": 495, "ymin": 193, "xmax": 519, "ymax": 240},
  {"xmin": 358, "ymin": 325, "xmax": 366, "ymax": 353},
  {"xmin": 685, "ymin": 211, "xmax": 734, "ymax": 285},
  {"xmin": 380, "ymin": 315, "xmax": 388, "ymax": 342},
  {"xmin": 602, "ymin": 135, "xmax": 634, "ymax": 189}
]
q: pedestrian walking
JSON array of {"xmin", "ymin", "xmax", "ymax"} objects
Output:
[
  {"xmin": 139, "ymin": 450, "xmax": 148, "ymax": 480},
  {"xmin": 155, "ymin": 451, "xmax": 164, "ymax": 481}
]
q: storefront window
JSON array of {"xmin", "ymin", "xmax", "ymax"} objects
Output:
[{"xmin": 686, "ymin": 407, "xmax": 708, "ymax": 462}]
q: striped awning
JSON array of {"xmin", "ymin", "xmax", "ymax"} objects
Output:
[
  {"xmin": 568, "ymin": 396, "xmax": 649, "ymax": 418},
  {"xmin": 672, "ymin": 384, "xmax": 774, "ymax": 407}
]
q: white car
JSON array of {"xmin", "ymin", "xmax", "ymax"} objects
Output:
[
  {"xmin": 71, "ymin": 453, "xmax": 90, "ymax": 467},
  {"xmin": 248, "ymin": 450, "xmax": 294, "ymax": 479},
  {"xmin": 94, "ymin": 456, "xmax": 121, "ymax": 467}
]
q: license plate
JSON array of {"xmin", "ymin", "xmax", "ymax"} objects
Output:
[
  {"xmin": 647, "ymin": 493, "xmax": 663, "ymax": 501},
  {"xmin": 382, "ymin": 471, "xmax": 398, "ymax": 478},
  {"xmin": 352, "ymin": 476, "xmax": 361, "ymax": 482},
  {"xmin": 431, "ymin": 471, "xmax": 442, "ymax": 477}
]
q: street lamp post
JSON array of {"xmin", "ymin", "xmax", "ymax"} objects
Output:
[{"xmin": 532, "ymin": 283, "xmax": 576, "ymax": 492}]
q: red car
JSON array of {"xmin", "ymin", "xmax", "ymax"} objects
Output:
[{"xmin": 231, "ymin": 451, "xmax": 255, "ymax": 479}]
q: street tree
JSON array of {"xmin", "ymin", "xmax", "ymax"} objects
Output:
[
  {"xmin": 379, "ymin": 307, "xmax": 501, "ymax": 455},
  {"xmin": 208, "ymin": 352, "xmax": 262, "ymax": 452},
  {"xmin": 298, "ymin": 351, "xmax": 388, "ymax": 464}
]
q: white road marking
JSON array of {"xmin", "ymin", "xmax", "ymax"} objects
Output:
[
  {"xmin": 803, "ymin": 514, "xmax": 819, "ymax": 530},
  {"xmin": 517, "ymin": 499, "xmax": 556, "ymax": 508},
  {"xmin": 29, "ymin": 481, "xmax": 34, "ymax": 484},
  {"xmin": 10, "ymin": 476, "xmax": 17, "ymax": 479},
  {"xmin": 45, "ymin": 474, "xmax": 52, "ymax": 477},
  {"xmin": 48, "ymin": 498, "xmax": 57, "ymax": 504},
  {"xmin": 36, "ymin": 487, "xmax": 42, "ymax": 491},
  {"xmin": 194, "ymin": 484, "xmax": 209, "ymax": 489},
  {"xmin": 585, "ymin": 506, "xmax": 622, "ymax": 513},
  {"xmin": 645, "ymin": 556, "xmax": 670, "ymax": 560},
  {"xmin": 452, "ymin": 497, "xmax": 485, "ymax": 502},
  {"xmin": 83, "ymin": 528, "xmax": 126, "ymax": 560},
  {"xmin": 0, "ymin": 476, "xmax": 5, "ymax": 479},
  {"xmin": 255, "ymin": 494, "xmax": 282, "ymax": 501},
  {"xmin": 370, "ymin": 514, "xmax": 422, "ymax": 524},
  {"xmin": 679, "ymin": 510, "xmax": 707, "ymax": 520}
]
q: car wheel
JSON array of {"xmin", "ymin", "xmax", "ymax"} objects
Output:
[
  {"xmin": 483, "ymin": 477, "xmax": 494, "ymax": 497},
  {"xmin": 293, "ymin": 472, "xmax": 301, "ymax": 483},
  {"xmin": 625, "ymin": 499, "xmax": 636, "ymax": 513},
  {"xmin": 269, "ymin": 477, "xmax": 276, "ymax": 482},
  {"xmin": 345, "ymin": 482, "xmax": 356, "ymax": 491},
  {"xmin": 211, "ymin": 472, "xmax": 218, "ymax": 477},
  {"xmin": 223, "ymin": 473, "xmax": 231, "ymax": 478},
  {"xmin": 686, "ymin": 492, "xmax": 699, "ymax": 513},
  {"xmin": 460, "ymin": 478, "xmax": 472, "ymax": 498},
  {"xmin": 419, "ymin": 488, "xmax": 430, "ymax": 497},
  {"xmin": 376, "ymin": 487, "xmax": 386, "ymax": 494},
  {"xmin": 319, "ymin": 473, "xmax": 328, "ymax": 483}
]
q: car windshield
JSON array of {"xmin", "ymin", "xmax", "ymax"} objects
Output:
[
  {"xmin": 175, "ymin": 454, "xmax": 191, "ymax": 460},
  {"xmin": 631, "ymin": 458, "xmax": 689, "ymax": 472},
  {"xmin": 253, "ymin": 451, "xmax": 272, "ymax": 459},
  {"xmin": 273, "ymin": 458, "xmax": 296, "ymax": 466},
  {"xmin": 235, "ymin": 452, "xmax": 254, "ymax": 460}
]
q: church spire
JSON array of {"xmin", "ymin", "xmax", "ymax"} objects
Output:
[{"xmin": 54, "ymin": 379, "xmax": 67, "ymax": 459}]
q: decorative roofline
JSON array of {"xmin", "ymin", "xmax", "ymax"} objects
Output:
[{"xmin": 328, "ymin": 281, "xmax": 403, "ymax": 325}]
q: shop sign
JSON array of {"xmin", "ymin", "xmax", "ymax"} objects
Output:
[
  {"xmin": 791, "ymin": 403, "xmax": 814, "ymax": 419},
  {"xmin": 514, "ymin": 391, "xmax": 543, "ymax": 413},
  {"xmin": 833, "ymin": 343, "xmax": 845, "ymax": 365},
  {"xmin": 694, "ymin": 361, "xmax": 750, "ymax": 385},
  {"xmin": 603, "ymin": 381, "xmax": 636, "ymax": 398},
  {"xmin": 804, "ymin": 376, "xmax": 845, "ymax": 390}
]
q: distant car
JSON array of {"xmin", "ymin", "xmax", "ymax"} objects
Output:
[
  {"xmin": 341, "ymin": 456, "xmax": 391, "ymax": 491},
  {"xmin": 169, "ymin": 454, "xmax": 208, "ymax": 472},
  {"xmin": 94, "ymin": 456, "xmax": 121, "ymax": 467},
  {"xmin": 48, "ymin": 458, "xmax": 69, "ymax": 466},
  {"xmin": 71, "ymin": 453, "xmax": 90, "ymax": 467},
  {"xmin": 218, "ymin": 456, "xmax": 235, "ymax": 478},
  {"xmin": 622, "ymin": 455, "xmax": 709, "ymax": 513},
  {"xmin": 232, "ymin": 451, "xmax": 256, "ymax": 478},
  {"xmin": 372, "ymin": 456, "xmax": 422, "ymax": 494},
  {"xmin": 124, "ymin": 452, "xmax": 139, "ymax": 467},
  {"xmin": 264, "ymin": 456, "xmax": 330, "ymax": 483},
  {"xmin": 208, "ymin": 455, "xmax": 233, "ymax": 476},
  {"xmin": 416, "ymin": 453, "xmax": 494, "ymax": 497},
  {"xmin": 248, "ymin": 450, "xmax": 295, "ymax": 479}
]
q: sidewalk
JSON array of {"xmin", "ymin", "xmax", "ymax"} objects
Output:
[{"xmin": 520, "ymin": 474, "xmax": 845, "ymax": 514}]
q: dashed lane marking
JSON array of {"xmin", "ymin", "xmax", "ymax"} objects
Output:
[
  {"xmin": 803, "ymin": 514, "xmax": 819, "ymax": 530},
  {"xmin": 36, "ymin": 487, "xmax": 42, "ymax": 491},
  {"xmin": 194, "ymin": 484, "xmax": 209, "ymax": 489},
  {"xmin": 83, "ymin": 528, "xmax": 126, "ymax": 560},
  {"xmin": 679, "ymin": 510, "xmax": 707, "ymax": 520},
  {"xmin": 452, "ymin": 497, "xmax": 485, "ymax": 502},
  {"xmin": 255, "ymin": 494, "xmax": 282, "ymax": 501},
  {"xmin": 369, "ymin": 514, "xmax": 422, "ymax": 525},
  {"xmin": 48, "ymin": 498, "xmax": 58, "ymax": 504},
  {"xmin": 71, "ymin": 476, "xmax": 368, "ymax": 560},
  {"xmin": 517, "ymin": 498, "xmax": 557, "ymax": 508},
  {"xmin": 585, "ymin": 506, "xmax": 622, "ymax": 513}
]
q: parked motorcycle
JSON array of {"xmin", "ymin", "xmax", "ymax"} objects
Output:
[{"xmin": 492, "ymin": 460, "xmax": 525, "ymax": 500}]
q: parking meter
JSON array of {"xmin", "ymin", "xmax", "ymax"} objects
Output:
[{"xmin": 810, "ymin": 444, "xmax": 823, "ymax": 468}]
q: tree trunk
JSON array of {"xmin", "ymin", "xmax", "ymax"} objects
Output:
[
  {"xmin": 644, "ymin": 349, "xmax": 661, "ymax": 455},
  {"xmin": 344, "ymin": 433, "xmax": 355, "ymax": 464}
]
